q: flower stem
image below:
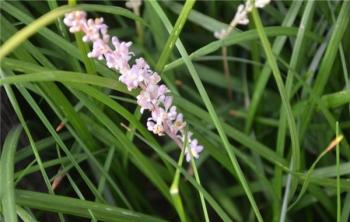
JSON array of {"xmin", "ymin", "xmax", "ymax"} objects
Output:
[
  {"xmin": 221, "ymin": 46, "xmax": 233, "ymax": 100},
  {"xmin": 170, "ymin": 147, "xmax": 187, "ymax": 222},
  {"xmin": 189, "ymin": 146, "xmax": 209, "ymax": 222},
  {"xmin": 68, "ymin": 0, "xmax": 96, "ymax": 75}
]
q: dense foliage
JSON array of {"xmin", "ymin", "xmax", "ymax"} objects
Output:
[{"xmin": 1, "ymin": 1, "xmax": 349, "ymax": 221}]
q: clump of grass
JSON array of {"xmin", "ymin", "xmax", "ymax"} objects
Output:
[{"xmin": 1, "ymin": 1, "xmax": 349, "ymax": 222}]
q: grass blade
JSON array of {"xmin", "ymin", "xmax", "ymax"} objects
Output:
[
  {"xmin": 0, "ymin": 3, "xmax": 144, "ymax": 60},
  {"xmin": 299, "ymin": 1, "xmax": 350, "ymax": 137},
  {"xmin": 15, "ymin": 190, "xmax": 167, "ymax": 222},
  {"xmin": 273, "ymin": 1, "xmax": 315, "ymax": 220},
  {"xmin": 251, "ymin": 4, "xmax": 300, "ymax": 202},
  {"xmin": 16, "ymin": 205, "xmax": 38, "ymax": 222},
  {"xmin": 1, "ymin": 126, "xmax": 22, "ymax": 222},
  {"xmin": 288, "ymin": 135, "xmax": 343, "ymax": 210},
  {"xmin": 156, "ymin": 0, "xmax": 195, "ymax": 72},
  {"xmin": 169, "ymin": 144, "xmax": 187, "ymax": 222},
  {"xmin": 148, "ymin": 1, "xmax": 263, "ymax": 221},
  {"xmin": 190, "ymin": 155, "xmax": 209, "ymax": 222}
]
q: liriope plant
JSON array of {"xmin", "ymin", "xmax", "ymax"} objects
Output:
[{"xmin": 0, "ymin": 0, "xmax": 349, "ymax": 222}]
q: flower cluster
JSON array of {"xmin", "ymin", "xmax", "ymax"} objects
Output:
[
  {"xmin": 214, "ymin": 0, "xmax": 271, "ymax": 39},
  {"xmin": 63, "ymin": 11, "xmax": 203, "ymax": 161}
]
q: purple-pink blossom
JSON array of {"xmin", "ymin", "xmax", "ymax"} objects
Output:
[
  {"xmin": 184, "ymin": 133, "xmax": 203, "ymax": 162},
  {"xmin": 63, "ymin": 11, "xmax": 203, "ymax": 161},
  {"xmin": 214, "ymin": 0, "xmax": 271, "ymax": 40}
]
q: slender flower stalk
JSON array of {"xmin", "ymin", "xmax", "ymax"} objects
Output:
[
  {"xmin": 63, "ymin": 11, "xmax": 203, "ymax": 161},
  {"xmin": 214, "ymin": 0, "xmax": 271, "ymax": 39},
  {"xmin": 214, "ymin": 0, "xmax": 271, "ymax": 100}
]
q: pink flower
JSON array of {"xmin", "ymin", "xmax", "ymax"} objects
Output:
[
  {"xmin": 81, "ymin": 18, "xmax": 108, "ymax": 42},
  {"xmin": 163, "ymin": 96, "xmax": 172, "ymax": 110},
  {"xmin": 119, "ymin": 63, "xmax": 145, "ymax": 91},
  {"xmin": 137, "ymin": 84, "xmax": 168, "ymax": 112},
  {"xmin": 105, "ymin": 37, "xmax": 133, "ymax": 71},
  {"xmin": 185, "ymin": 138, "xmax": 204, "ymax": 162},
  {"xmin": 63, "ymin": 11, "xmax": 87, "ymax": 33},
  {"xmin": 135, "ymin": 58, "xmax": 150, "ymax": 71},
  {"xmin": 147, "ymin": 121, "xmax": 164, "ymax": 136},
  {"xmin": 118, "ymin": 57, "xmax": 154, "ymax": 91},
  {"xmin": 147, "ymin": 108, "xmax": 168, "ymax": 136},
  {"xmin": 169, "ymin": 113, "xmax": 186, "ymax": 135},
  {"xmin": 144, "ymin": 72, "xmax": 161, "ymax": 86},
  {"xmin": 167, "ymin": 106, "xmax": 177, "ymax": 120},
  {"xmin": 64, "ymin": 11, "xmax": 204, "ymax": 162},
  {"xmin": 88, "ymin": 39, "xmax": 111, "ymax": 60}
]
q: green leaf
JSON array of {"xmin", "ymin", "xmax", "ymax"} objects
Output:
[
  {"xmin": 148, "ymin": 1, "xmax": 264, "ymax": 221},
  {"xmin": 0, "ymin": 3, "xmax": 144, "ymax": 60},
  {"xmin": 15, "ymin": 190, "xmax": 167, "ymax": 222},
  {"xmin": 245, "ymin": 0, "xmax": 303, "ymax": 134},
  {"xmin": 1, "ymin": 126, "xmax": 22, "ymax": 222},
  {"xmin": 251, "ymin": 4, "xmax": 300, "ymax": 205},
  {"xmin": 164, "ymin": 27, "xmax": 320, "ymax": 72},
  {"xmin": 299, "ymin": 1, "xmax": 350, "ymax": 137},
  {"xmin": 320, "ymin": 90, "xmax": 350, "ymax": 109},
  {"xmin": 0, "ymin": 71, "xmax": 130, "ymax": 95},
  {"xmin": 156, "ymin": 0, "xmax": 196, "ymax": 72},
  {"xmin": 16, "ymin": 205, "xmax": 38, "ymax": 222}
]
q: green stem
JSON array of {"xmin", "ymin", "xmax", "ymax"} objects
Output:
[
  {"xmin": 68, "ymin": 0, "xmax": 96, "ymax": 75},
  {"xmin": 190, "ymin": 154, "xmax": 209, "ymax": 222},
  {"xmin": 148, "ymin": 1, "xmax": 264, "ymax": 220},
  {"xmin": 170, "ymin": 147, "xmax": 187, "ymax": 222},
  {"xmin": 251, "ymin": 4, "xmax": 300, "ymax": 200},
  {"xmin": 155, "ymin": 0, "xmax": 196, "ymax": 73}
]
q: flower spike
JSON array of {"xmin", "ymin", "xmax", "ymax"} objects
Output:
[{"xmin": 64, "ymin": 11, "xmax": 203, "ymax": 161}]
